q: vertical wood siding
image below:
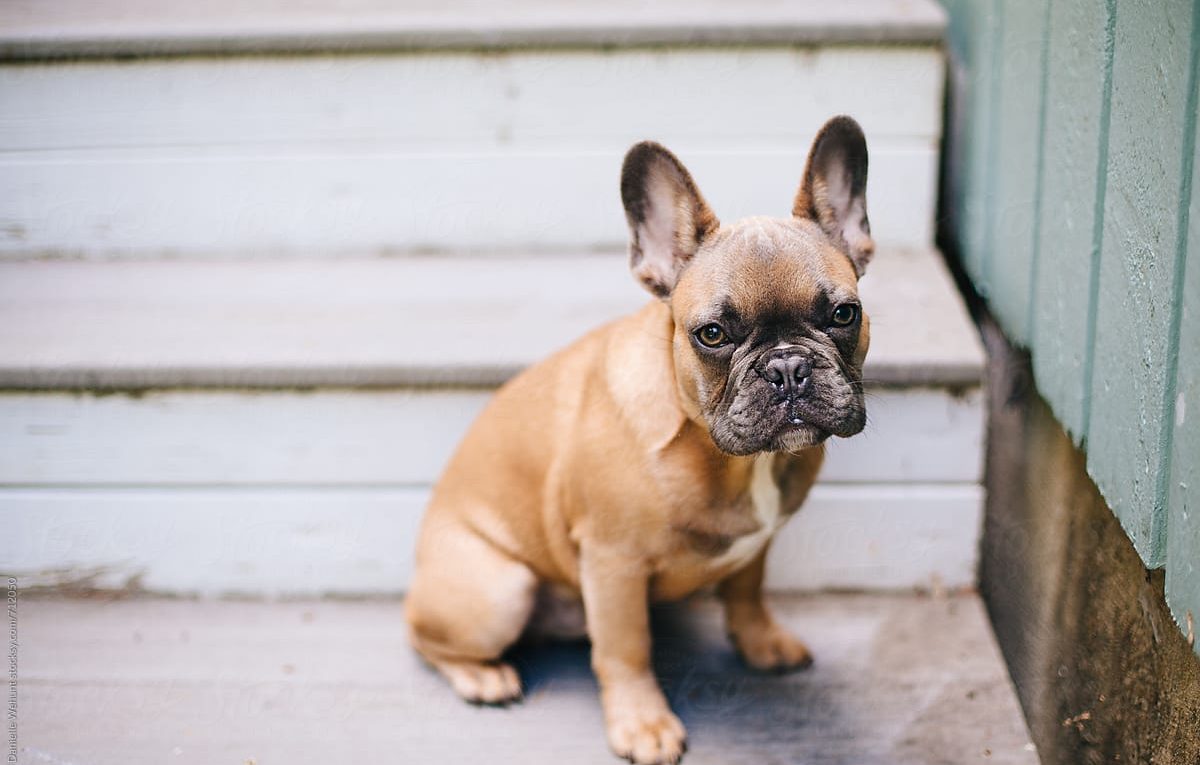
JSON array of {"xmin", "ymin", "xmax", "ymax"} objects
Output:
[
  {"xmin": 1031, "ymin": 0, "xmax": 1114, "ymax": 441},
  {"xmin": 987, "ymin": 0, "xmax": 1050, "ymax": 346},
  {"xmin": 1169, "ymin": 130, "xmax": 1200, "ymax": 654},
  {"xmin": 943, "ymin": 0, "xmax": 1200, "ymax": 652}
]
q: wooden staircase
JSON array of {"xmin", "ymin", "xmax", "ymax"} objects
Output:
[{"xmin": 0, "ymin": 0, "xmax": 984, "ymax": 598}]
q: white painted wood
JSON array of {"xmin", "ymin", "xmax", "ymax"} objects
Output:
[
  {"xmin": 0, "ymin": 0, "xmax": 949, "ymax": 58},
  {"xmin": 766, "ymin": 484, "xmax": 985, "ymax": 592},
  {"xmin": 0, "ymin": 387, "xmax": 984, "ymax": 486},
  {"xmin": 0, "ymin": 248, "xmax": 985, "ymax": 389},
  {"xmin": 822, "ymin": 387, "xmax": 986, "ymax": 484},
  {"xmin": 0, "ymin": 47, "xmax": 942, "ymax": 256},
  {"xmin": 0, "ymin": 483, "xmax": 982, "ymax": 595},
  {"xmin": 0, "ymin": 145, "xmax": 936, "ymax": 257},
  {"xmin": 0, "ymin": 49, "xmax": 942, "ymax": 150},
  {"xmin": 0, "ymin": 487, "xmax": 425, "ymax": 596}
]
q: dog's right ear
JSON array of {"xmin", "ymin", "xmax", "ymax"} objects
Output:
[
  {"xmin": 792, "ymin": 116, "xmax": 873, "ymax": 277},
  {"xmin": 620, "ymin": 142, "xmax": 719, "ymax": 299}
]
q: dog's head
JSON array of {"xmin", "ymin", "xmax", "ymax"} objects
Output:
[{"xmin": 620, "ymin": 116, "xmax": 874, "ymax": 455}]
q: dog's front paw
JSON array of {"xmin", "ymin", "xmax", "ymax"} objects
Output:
[
  {"xmin": 604, "ymin": 694, "xmax": 687, "ymax": 765},
  {"xmin": 731, "ymin": 620, "xmax": 814, "ymax": 672}
]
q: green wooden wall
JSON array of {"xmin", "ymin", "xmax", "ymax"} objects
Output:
[{"xmin": 942, "ymin": 0, "xmax": 1199, "ymax": 652}]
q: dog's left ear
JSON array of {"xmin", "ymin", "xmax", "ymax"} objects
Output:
[
  {"xmin": 793, "ymin": 116, "xmax": 874, "ymax": 277},
  {"xmin": 621, "ymin": 141, "xmax": 720, "ymax": 299}
]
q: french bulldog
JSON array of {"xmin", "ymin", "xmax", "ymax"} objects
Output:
[{"xmin": 406, "ymin": 115, "xmax": 874, "ymax": 765}]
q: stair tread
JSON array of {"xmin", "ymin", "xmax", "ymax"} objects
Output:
[
  {"xmin": 1, "ymin": 0, "xmax": 947, "ymax": 60},
  {"xmin": 16, "ymin": 594, "xmax": 1036, "ymax": 763},
  {"xmin": 0, "ymin": 247, "xmax": 984, "ymax": 390}
]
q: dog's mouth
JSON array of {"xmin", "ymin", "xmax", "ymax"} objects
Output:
[
  {"xmin": 708, "ymin": 412, "xmax": 831, "ymax": 456},
  {"xmin": 770, "ymin": 418, "xmax": 829, "ymax": 452},
  {"xmin": 706, "ymin": 382, "xmax": 863, "ymax": 455}
]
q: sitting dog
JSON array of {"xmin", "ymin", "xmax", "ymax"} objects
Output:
[{"xmin": 406, "ymin": 115, "xmax": 874, "ymax": 765}]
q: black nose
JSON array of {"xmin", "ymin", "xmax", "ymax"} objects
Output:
[{"xmin": 762, "ymin": 353, "xmax": 812, "ymax": 395}]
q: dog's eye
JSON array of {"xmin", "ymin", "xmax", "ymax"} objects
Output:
[
  {"xmin": 696, "ymin": 323, "xmax": 729, "ymax": 347},
  {"xmin": 831, "ymin": 304, "xmax": 859, "ymax": 327}
]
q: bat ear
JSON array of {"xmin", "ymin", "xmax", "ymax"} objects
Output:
[
  {"xmin": 793, "ymin": 116, "xmax": 874, "ymax": 278},
  {"xmin": 620, "ymin": 141, "xmax": 719, "ymax": 299}
]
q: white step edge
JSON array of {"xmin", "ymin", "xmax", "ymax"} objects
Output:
[
  {"xmin": 0, "ymin": 248, "xmax": 985, "ymax": 389},
  {"xmin": 0, "ymin": 483, "xmax": 982, "ymax": 596},
  {"xmin": 0, "ymin": 0, "xmax": 947, "ymax": 60}
]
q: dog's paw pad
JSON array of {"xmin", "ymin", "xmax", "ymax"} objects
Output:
[
  {"xmin": 441, "ymin": 660, "xmax": 523, "ymax": 705},
  {"xmin": 607, "ymin": 710, "xmax": 687, "ymax": 765}
]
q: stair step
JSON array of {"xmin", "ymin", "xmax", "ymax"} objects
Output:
[
  {"xmin": 0, "ymin": 247, "xmax": 984, "ymax": 390},
  {"xmin": 1, "ymin": 14, "xmax": 944, "ymax": 258},
  {"xmin": 1, "ymin": 0, "xmax": 947, "ymax": 59},
  {"xmin": 0, "ymin": 247, "xmax": 986, "ymax": 596},
  {"xmin": 14, "ymin": 594, "xmax": 1036, "ymax": 764},
  {"xmin": 2, "ymin": 483, "xmax": 984, "ymax": 595},
  {"xmin": 1, "ymin": 388, "xmax": 984, "ymax": 488},
  {"xmin": 1, "ymin": 1, "xmax": 976, "ymax": 600}
]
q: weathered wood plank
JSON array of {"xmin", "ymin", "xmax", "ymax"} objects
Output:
[
  {"xmin": 0, "ymin": 144, "xmax": 936, "ymax": 258},
  {"xmin": 1030, "ymin": 0, "xmax": 1115, "ymax": 443},
  {"xmin": 0, "ymin": 487, "xmax": 426, "ymax": 596},
  {"xmin": 0, "ymin": 49, "xmax": 942, "ymax": 150},
  {"xmin": 0, "ymin": 388, "xmax": 985, "ymax": 487},
  {"xmin": 0, "ymin": 247, "xmax": 984, "ymax": 390},
  {"xmin": 985, "ymin": 0, "xmax": 1051, "ymax": 346},
  {"xmin": 766, "ymin": 484, "xmax": 984, "ymax": 591},
  {"xmin": 0, "ymin": 390, "xmax": 492, "ymax": 487},
  {"xmin": 1088, "ymin": 0, "xmax": 1196, "ymax": 566},
  {"xmin": 0, "ymin": 484, "xmax": 984, "ymax": 595},
  {"xmin": 0, "ymin": 48, "xmax": 942, "ymax": 257},
  {"xmin": 1166, "ymin": 41, "xmax": 1200, "ymax": 654}
]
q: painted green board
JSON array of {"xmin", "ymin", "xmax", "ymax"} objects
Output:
[
  {"xmin": 951, "ymin": 0, "xmax": 1002, "ymax": 296},
  {"xmin": 940, "ymin": 0, "xmax": 975, "ymax": 262},
  {"xmin": 1030, "ymin": 0, "xmax": 1114, "ymax": 443},
  {"xmin": 1166, "ymin": 49, "xmax": 1200, "ymax": 657},
  {"xmin": 985, "ymin": 0, "xmax": 1050, "ymax": 347},
  {"xmin": 1087, "ymin": 0, "xmax": 1195, "ymax": 567}
]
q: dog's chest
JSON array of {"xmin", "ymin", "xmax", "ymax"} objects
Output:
[
  {"xmin": 652, "ymin": 453, "xmax": 790, "ymax": 601},
  {"xmin": 707, "ymin": 454, "xmax": 784, "ymax": 571}
]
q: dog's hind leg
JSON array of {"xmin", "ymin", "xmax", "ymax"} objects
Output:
[{"xmin": 404, "ymin": 516, "xmax": 537, "ymax": 704}]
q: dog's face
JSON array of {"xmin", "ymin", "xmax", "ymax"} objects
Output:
[
  {"xmin": 620, "ymin": 117, "xmax": 874, "ymax": 455},
  {"xmin": 668, "ymin": 218, "xmax": 870, "ymax": 454}
]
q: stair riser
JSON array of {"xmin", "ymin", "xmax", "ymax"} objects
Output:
[
  {"xmin": 1, "ymin": 388, "xmax": 983, "ymax": 485},
  {"xmin": 0, "ymin": 46, "xmax": 942, "ymax": 258},
  {"xmin": 0, "ymin": 386, "xmax": 983, "ymax": 595},
  {"xmin": 0, "ymin": 484, "xmax": 981, "ymax": 597}
]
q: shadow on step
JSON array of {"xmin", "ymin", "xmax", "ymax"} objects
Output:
[{"xmin": 499, "ymin": 599, "xmax": 866, "ymax": 763}]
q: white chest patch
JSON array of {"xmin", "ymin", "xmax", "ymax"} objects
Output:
[{"xmin": 710, "ymin": 454, "xmax": 783, "ymax": 570}]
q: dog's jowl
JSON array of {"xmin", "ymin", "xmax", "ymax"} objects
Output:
[{"xmin": 406, "ymin": 116, "xmax": 874, "ymax": 765}]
